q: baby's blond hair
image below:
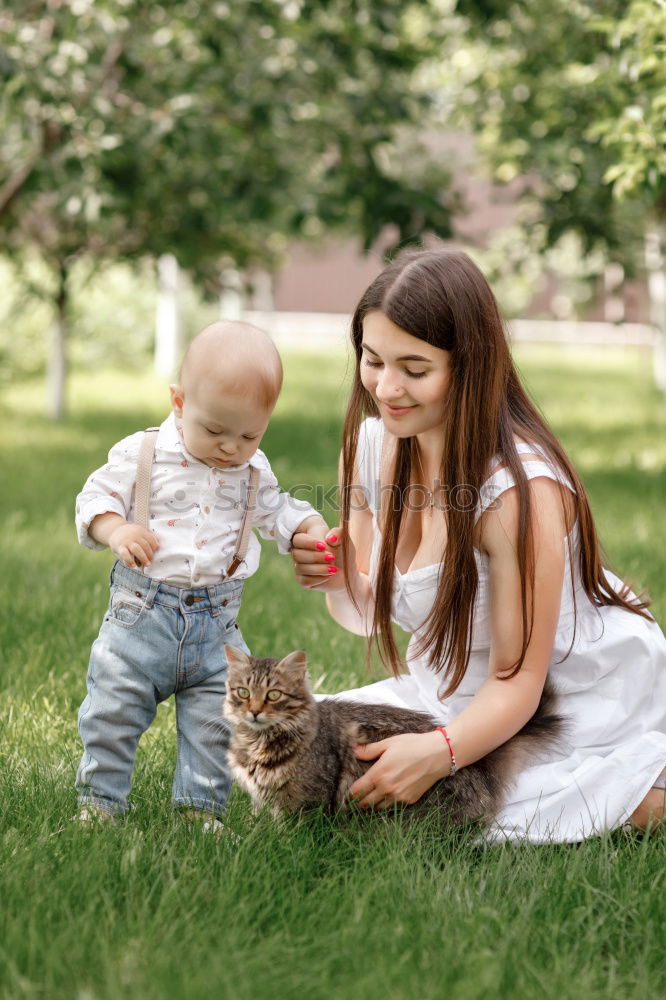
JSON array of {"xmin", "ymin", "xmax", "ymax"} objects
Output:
[{"xmin": 179, "ymin": 321, "xmax": 283, "ymax": 411}]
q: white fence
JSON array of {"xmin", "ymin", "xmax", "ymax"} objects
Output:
[{"xmin": 242, "ymin": 310, "xmax": 656, "ymax": 351}]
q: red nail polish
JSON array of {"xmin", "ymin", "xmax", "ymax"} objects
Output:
[
  {"xmin": 327, "ymin": 566, "xmax": 338, "ymax": 574},
  {"xmin": 316, "ymin": 542, "xmax": 326, "ymax": 551},
  {"xmin": 327, "ymin": 534, "xmax": 338, "ymax": 544},
  {"xmin": 324, "ymin": 553, "xmax": 335, "ymax": 562}
]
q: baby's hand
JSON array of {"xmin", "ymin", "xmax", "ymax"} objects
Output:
[
  {"xmin": 108, "ymin": 523, "xmax": 160, "ymax": 568},
  {"xmin": 295, "ymin": 514, "xmax": 329, "ymax": 545}
]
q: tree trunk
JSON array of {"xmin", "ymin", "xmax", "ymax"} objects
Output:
[
  {"xmin": 645, "ymin": 222, "xmax": 666, "ymax": 394},
  {"xmin": 47, "ymin": 262, "xmax": 68, "ymax": 421},
  {"xmin": 219, "ymin": 267, "xmax": 243, "ymax": 320},
  {"xmin": 155, "ymin": 253, "xmax": 183, "ymax": 378}
]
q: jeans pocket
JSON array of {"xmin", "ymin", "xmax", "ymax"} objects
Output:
[
  {"xmin": 106, "ymin": 587, "xmax": 148, "ymax": 629},
  {"xmin": 219, "ymin": 616, "xmax": 239, "ymax": 635},
  {"xmin": 215, "ymin": 614, "xmax": 250, "ymax": 659}
]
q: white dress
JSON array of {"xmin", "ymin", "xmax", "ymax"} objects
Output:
[{"xmin": 328, "ymin": 418, "xmax": 666, "ymax": 843}]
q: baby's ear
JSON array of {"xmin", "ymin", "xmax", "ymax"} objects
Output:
[
  {"xmin": 224, "ymin": 644, "xmax": 250, "ymax": 671},
  {"xmin": 277, "ymin": 650, "xmax": 308, "ymax": 676},
  {"xmin": 169, "ymin": 383, "xmax": 184, "ymax": 416}
]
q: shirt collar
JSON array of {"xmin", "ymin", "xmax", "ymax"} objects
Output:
[{"xmin": 158, "ymin": 412, "xmax": 265, "ymax": 472}]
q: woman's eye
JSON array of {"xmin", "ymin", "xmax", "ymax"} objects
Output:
[
  {"xmin": 235, "ymin": 687, "xmax": 250, "ymax": 699},
  {"xmin": 363, "ymin": 358, "xmax": 426, "ymax": 378},
  {"xmin": 266, "ymin": 690, "xmax": 282, "ymax": 702}
]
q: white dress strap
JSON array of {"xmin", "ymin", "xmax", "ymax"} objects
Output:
[
  {"xmin": 355, "ymin": 417, "xmax": 385, "ymax": 515},
  {"xmin": 476, "ymin": 443, "xmax": 575, "ymax": 521}
]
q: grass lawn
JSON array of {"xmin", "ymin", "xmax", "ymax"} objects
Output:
[{"xmin": 1, "ymin": 344, "xmax": 665, "ymax": 1000}]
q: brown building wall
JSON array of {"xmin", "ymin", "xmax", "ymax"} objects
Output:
[{"xmin": 271, "ymin": 134, "xmax": 650, "ymax": 322}]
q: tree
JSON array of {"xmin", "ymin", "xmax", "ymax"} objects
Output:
[
  {"xmin": 1, "ymin": 0, "xmax": 458, "ymax": 417},
  {"xmin": 593, "ymin": 2, "xmax": 666, "ymax": 387},
  {"xmin": 1, "ymin": 3, "xmax": 143, "ymax": 416},
  {"xmin": 455, "ymin": 0, "xmax": 666, "ymax": 385}
]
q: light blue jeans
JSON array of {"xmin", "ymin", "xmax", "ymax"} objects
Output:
[{"xmin": 76, "ymin": 561, "xmax": 249, "ymax": 817}]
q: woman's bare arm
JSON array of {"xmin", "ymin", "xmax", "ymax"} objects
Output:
[
  {"xmin": 324, "ymin": 522, "xmax": 375, "ymax": 636},
  {"xmin": 292, "ymin": 451, "xmax": 377, "ymax": 635},
  {"xmin": 442, "ymin": 476, "xmax": 566, "ymax": 767},
  {"xmin": 350, "ymin": 475, "xmax": 568, "ymax": 807}
]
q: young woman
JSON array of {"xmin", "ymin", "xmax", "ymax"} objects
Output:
[{"xmin": 291, "ymin": 248, "xmax": 666, "ymax": 842}]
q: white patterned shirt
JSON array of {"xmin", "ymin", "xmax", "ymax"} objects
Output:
[{"xmin": 75, "ymin": 413, "xmax": 318, "ymax": 587}]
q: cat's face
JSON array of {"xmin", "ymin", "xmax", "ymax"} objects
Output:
[{"xmin": 223, "ymin": 646, "xmax": 310, "ymax": 730}]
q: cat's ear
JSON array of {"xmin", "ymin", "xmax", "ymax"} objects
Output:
[
  {"xmin": 277, "ymin": 650, "xmax": 308, "ymax": 676},
  {"xmin": 224, "ymin": 644, "xmax": 250, "ymax": 671}
]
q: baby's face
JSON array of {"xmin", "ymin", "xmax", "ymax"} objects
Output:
[{"xmin": 170, "ymin": 381, "xmax": 274, "ymax": 469}]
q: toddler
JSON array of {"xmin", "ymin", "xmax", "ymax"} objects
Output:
[{"xmin": 74, "ymin": 321, "xmax": 329, "ymax": 825}]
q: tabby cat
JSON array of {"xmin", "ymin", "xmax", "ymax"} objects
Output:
[{"xmin": 223, "ymin": 645, "xmax": 565, "ymax": 829}]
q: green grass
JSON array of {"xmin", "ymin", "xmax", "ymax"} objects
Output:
[{"xmin": 1, "ymin": 345, "xmax": 665, "ymax": 1000}]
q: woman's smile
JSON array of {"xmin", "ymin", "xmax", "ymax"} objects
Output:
[{"xmin": 381, "ymin": 402, "xmax": 418, "ymax": 417}]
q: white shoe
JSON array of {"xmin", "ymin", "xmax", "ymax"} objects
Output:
[
  {"xmin": 201, "ymin": 817, "xmax": 224, "ymax": 835},
  {"xmin": 75, "ymin": 805, "xmax": 117, "ymax": 825},
  {"xmin": 206, "ymin": 818, "xmax": 242, "ymax": 844},
  {"xmin": 182, "ymin": 811, "xmax": 241, "ymax": 842}
]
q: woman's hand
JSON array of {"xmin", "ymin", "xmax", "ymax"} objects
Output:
[
  {"xmin": 291, "ymin": 525, "xmax": 354, "ymax": 592},
  {"xmin": 348, "ymin": 731, "xmax": 452, "ymax": 809}
]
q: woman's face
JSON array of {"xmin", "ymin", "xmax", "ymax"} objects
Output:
[{"xmin": 359, "ymin": 311, "xmax": 452, "ymax": 438}]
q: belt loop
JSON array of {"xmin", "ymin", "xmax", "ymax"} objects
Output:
[
  {"xmin": 207, "ymin": 584, "xmax": 219, "ymax": 614},
  {"xmin": 144, "ymin": 577, "xmax": 160, "ymax": 609}
]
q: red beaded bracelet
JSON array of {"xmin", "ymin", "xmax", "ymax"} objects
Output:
[{"xmin": 435, "ymin": 726, "xmax": 458, "ymax": 776}]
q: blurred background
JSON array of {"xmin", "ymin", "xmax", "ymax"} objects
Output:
[{"xmin": 1, "ymin": 0, "xmax": 665, "ymax": 419}]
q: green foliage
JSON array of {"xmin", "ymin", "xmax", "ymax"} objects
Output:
[
  {"xmin": 1, "ymin": 1, "xmax": 463, "ymax": 412},
  {"xmin": 0, "ymin": 256, "xmax": 232, "ymax": 383},
  {"xmin": 591, "ymin": 2, "xmax": 666, "ymax": 205},
  {"xmin": 0, "ymin": 257, "xmax": 155, "ymax": 383},
  {"xmin": 469, "ymin": 228, "xmax": 608, "ymax": 319},
  {"xmin": 0, "ymin": 0, "xmax": 458, "ymax": 287},
  {"xmin": 453, "ymin": 0, "xmax": 666, "ymax": 267}
]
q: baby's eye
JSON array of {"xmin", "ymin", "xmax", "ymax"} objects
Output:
[
  {"xmin": 235, "ymin": 687, "xmax": 250, "ymax": 699},
  {"xmin": 205, "ymin": 427, "xmax": 222, "ymax": 435},
  {"xmin": 243, "ymin": 434, "xmax": 259, "ymax": 441},
  {"xmin": 265, "ymin": 689, "xmax": 282, "ymax": 702}
]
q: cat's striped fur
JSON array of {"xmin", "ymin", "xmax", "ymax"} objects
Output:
[{"xmin": 223, "ymin": 646, "xmax": 565, "ymax": 829}]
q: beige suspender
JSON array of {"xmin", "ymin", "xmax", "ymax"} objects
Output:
[
  {"xmin": 134, "ymin": 428, "xmax": 159, "ymax": 533},
  {"xmin": 133, "ymin": 428, "xmax": 259, "ymax": 580},
  {"xmin": 226, "ymin": 466, "xmax": 259, "ymax": 578}
]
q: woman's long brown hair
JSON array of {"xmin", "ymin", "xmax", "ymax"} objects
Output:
[{"xmin": 340, "ymin": 249, "xmax": 652, "ymax": 697}]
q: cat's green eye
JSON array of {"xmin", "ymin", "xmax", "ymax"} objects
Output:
[
  {"xmin": 266, "ymin": 689, "xmax": 282, "ymax": 702},
  {"xmin": 235, "ymin": 687, "xmax": 250, "ymax": 699}
]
